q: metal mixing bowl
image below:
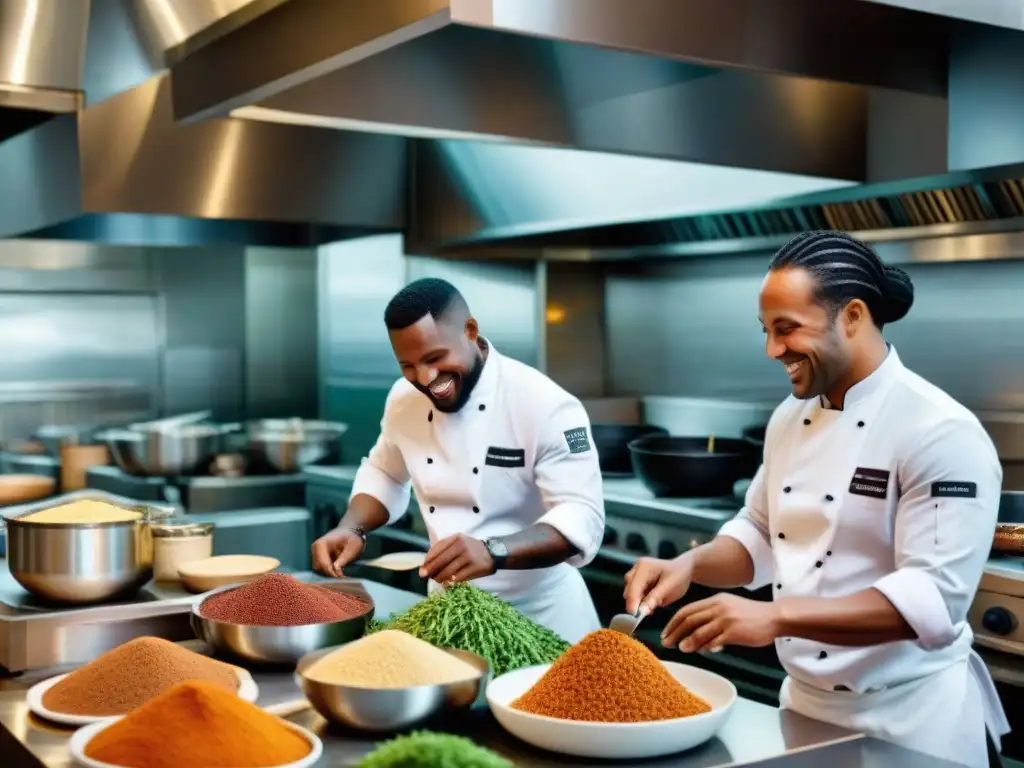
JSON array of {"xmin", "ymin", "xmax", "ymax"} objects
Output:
[
  {"xmin": 242, "ymin": 419, "xmax": 348, "ymax": 473},
  {"xmin": 295, "ymin": 646, "xmax": 490, "ymax": 732},
  {"xmin": 99, "ymin": 425, "xmax": 232, "ymax": 477},
  {"xmin": 191, "ymin": 579, "xmax": 375, "ymax": 664},
  {"xmin": 2, "ymin": 491, "xmax": 173, "ymax": 605}
]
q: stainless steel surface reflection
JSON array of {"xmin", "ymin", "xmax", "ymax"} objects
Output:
[
  {"xmin": 295, "ymin": 646, "xmax": 488, "ymax": 733},
  {"xmin": 3, "ymin": 492, "xmax": 173, "ymax": 605},
  {"xmin": 191, "ymin": 580, "xmax": 374, "ymax": 664}
]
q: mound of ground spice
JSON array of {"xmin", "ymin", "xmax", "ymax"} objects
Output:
[
  {"xmin": 357, "ymin": 731, "xmax": 512, "ymax": 768},
  {"xmin": 84, "ymin": 680, "xmax": 310, "ymax": 768},
  {"xmin": 199, "ymin": 573, "xmax": 368, "ymax": 626},
  {"xmin": 368, "ymin": 582, "xmax": 569, "ymax": 678},
  {"xmin": 512, "ymin": 629, "xmax": 712, "ymax": 723},
  {"xmin": 42, "ymin": 637, "xmax": 238, "ymax": 717}
]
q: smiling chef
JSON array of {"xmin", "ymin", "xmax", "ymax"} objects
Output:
[
  {"xmin": 624, "ymin": 231, "xmax": 1009, "ymax": 768},
  {"xmin": 311, "ymin": 277, "xmax": 604, "ymax": 643}
]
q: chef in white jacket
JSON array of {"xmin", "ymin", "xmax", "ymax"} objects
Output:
[
  {"xmin": 311, "ymin": 277, "xmax": 603, "ymax": 643},
  {"xmin": 624, "ymin": 231, "xmax": 1009, "ymax": 768}
]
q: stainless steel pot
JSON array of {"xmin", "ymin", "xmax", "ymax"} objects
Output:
[
  {"xmin": 241, "ymin": 419, "xmax": 348, "ymax": 473},
  {"xmin": 2, "ymin": 491, "xmax": 173, "ymax": 604},
  {"xmin": 99, "ymin": 424, "xmax": 234, "ymax": 477}
]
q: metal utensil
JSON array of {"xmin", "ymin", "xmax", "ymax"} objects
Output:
[
  {"xmin": 129, "ymin": 410, "xmax": 212, "ymax": 432},
  {"xmin": 353, "ymin": 551, "xmax": 427, "ymax": 572},
  {"xmin": 2, "ymin": 490, "xmax": 173, "ymax": 605},
  {"xmin": 295, "ymin": 645, "xmax": 489, "ymax": 732},
  {"xmin": 191, "ymin": 579, "xmax": 375, "ymax": 664},
  {"xmin": 609, "ymin": 607, "xmax": 647, "ymax": 636}
]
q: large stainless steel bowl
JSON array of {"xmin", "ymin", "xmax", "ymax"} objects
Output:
[
  {"xmin": 191, "ymin": 579, "xmax": 374, "ymax": 664},
  {"xmin": 295, "ymin": 645, "xmax": 489, "ymax": 732},
  {"xmin": 99, "ymin": 424, "xmax": 232, "ymax": 477},
  {"xmin": 2, "ymin": 491, "xmax": 173, "ymax": 604},
  {"xmin": 242, "ymin": 419, "xmax": 348, "ymax": 473}
]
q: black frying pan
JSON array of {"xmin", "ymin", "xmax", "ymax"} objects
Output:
[
  {"xmin": 591, "ymin": 424, "xmax": 668, "ymax": 475},
  {"xmin": 628, "ymin": 435, "xmax": 757, "ymax": 498}
]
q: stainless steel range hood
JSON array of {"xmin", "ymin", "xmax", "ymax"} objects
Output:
[{"xmin": 0, "ymin": 0, "xmax": 405, "ymax": 247}]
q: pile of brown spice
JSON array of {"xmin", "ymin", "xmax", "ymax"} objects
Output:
[
  {"xmin": 511, "ymin": 629, "xmax": 712, "ymax": 723},
  {"xmin": 199, "ymin": 573, "xmax": 369, "ymax": 626},
  {"xmin": 42, "ymin": 637, "xmax": 239, "ymax": 717}
]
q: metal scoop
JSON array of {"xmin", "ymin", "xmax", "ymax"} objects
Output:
[
  {"xmin": 609, "ymin": 607, "xmax": 647, "ymax": 636},
  {"xmin": 353, "ymin": 551, "xmax": 428, "ymax": 571}
]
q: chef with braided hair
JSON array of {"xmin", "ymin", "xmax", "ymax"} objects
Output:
[{"xmin": 624, "ymin": 231, "xmax": 1008, "ymax": 767}]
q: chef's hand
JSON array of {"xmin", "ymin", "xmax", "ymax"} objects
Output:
[
  {"xmin": 623, "ymin": 555, "xmax": 695, "ymax": 616},
  {"xmin": 311, "ymin": 528, "xmax": 365, "ymax": 578},
  {"xmin": 419, "ymin": 534, "xmax": 495, "ymax": 584},
  {"xmin": 662, "ymin": 593, "xmax": 780, "ymax": 653}
]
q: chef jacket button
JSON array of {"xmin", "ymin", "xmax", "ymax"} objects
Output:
[
  {"xmin": 473, "ymin": 506, "xmax": 480, "ymax": 513},
  {"xmin": 427, "ymin": 458, "xmax": 433, "ymax": 464},
  {"xmin": 473, "ymin": 467, "xmax": 479, "ymax": 474},
  {"xmin": 429, "ymin": 506, "xmax": 435, "ymax": 513},
  {"xmin": 783, "ymin": 486, "xmax": 792, "ymax": 493},
  {"xmin": 776, "ymin": 583, "xmax": 782, "ymax": 590},
  {"xmin": 825, "ymin": 494, "xmax": 834, "ymax": 502},
  {"xmin": 777, "ymin": 532, "xmax": 785, "ymax": 539},
  {"xmin": 803, "ymin": 418, "xmax": 811, "ymax": 426},
  {"xmin": 815, "ymin": 560, "xmax": 823, "ymax": 568},
  {"xmin": 819, "ymin": 650, "xmax": 828, "ymax": 659},
  {"xmin": 826, "ymin": 550, "xmax": 832, "ymax": 556},
  {"xmin": 479, "ymin": 404, "xmax": 486, "ymax": 411},
  {"xmin": 857, "ymin": 420, "xmax": 865, "ymax": 428},
  {"xmin": 428, "ymin": 411, "xmax": 433, "ymax": 422}
]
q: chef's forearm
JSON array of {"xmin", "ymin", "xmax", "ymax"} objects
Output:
[
  {"xmin": 773, "ymin": 588, "xmax": 917, "ymax": 646},
  {"xmin": 501, "ymin": 523, "xmax": 579, "ymax": 570},
  {"xmin": 690, "ymin": 536, "xmax": 756, "ymax": 589},
  {"xmin": 337, "ymin": 493, "xmax": 390, "ymax": 534}
]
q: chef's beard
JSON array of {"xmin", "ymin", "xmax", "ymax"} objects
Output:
[{"xmin": 416, "ymin": 353, "xmax": 486, "ymax": 413}]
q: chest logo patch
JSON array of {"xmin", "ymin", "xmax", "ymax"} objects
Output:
[
  {"xmin": 848, "ymin": 467, "xmax": 890, "ymax": 500},
  {"xmin": 485, "ymin": 447, "xmax": 526, "ymax": 468},
  {"xmin": 931, "ymin": 482, "xmax": 977, "ymax": 499},
  {"xmin": 563, "ymin": 427, "xmax": 591, "ymax": 455}
]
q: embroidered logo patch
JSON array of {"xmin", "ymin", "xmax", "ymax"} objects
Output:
[
  {"xmin": 485, "ymin": 447, "xmax": 526, "ymax": 468},
  {"xmin": 931, "ymin": 482, "xmax": 977, "ymax": 498},
  {"xmin": 848, "ymin": 467, "xmax": 890, "ymax": 500},
  {"xmin": 563, "ymin": 427, "xmax": 591, "ymax": 455}
]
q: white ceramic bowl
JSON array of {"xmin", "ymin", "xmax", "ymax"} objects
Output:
[
  {"xmin": 26, "ymin": 668, "xmax": 258, "ymax": 727},
  {"xmin": 68, "ymin": 714, "xmax": 322, "ymax": 768},
  {"xmin": 177, "ymin": 554, "xmax": 279, "ymax": 593},
  {"xmin": 486, "ymin": 660, "xmax": 736, "ymax": 760}
]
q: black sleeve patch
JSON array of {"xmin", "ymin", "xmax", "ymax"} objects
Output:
[
  {"xmin": 563, "ymin": 427, "xmax": 591, "ymax": 455},
  {"xmin": 931, "ymin": 482, "xmax": 977, "ymax": 498}
]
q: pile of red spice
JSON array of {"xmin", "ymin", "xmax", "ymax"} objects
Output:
[{"xmin": 199, "ymin": 573, "xmax": 369, "ymax": 626}]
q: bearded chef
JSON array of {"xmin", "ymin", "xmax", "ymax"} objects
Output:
[
  {"xmin": 623, "ymin": 231, "xmax": 1009, "ymax": 768},
  {"xmin": 311, "ymin": 277, "xmax": 603, "ymax": 643}
]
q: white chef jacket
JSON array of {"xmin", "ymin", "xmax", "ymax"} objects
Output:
[
  {"xmin": 349, "ymin": 341, "xmax": 604, "ymax": 643},
  {"xmin": 718, "ymin": 346, "xmax": 1009, "ymax": 768}
]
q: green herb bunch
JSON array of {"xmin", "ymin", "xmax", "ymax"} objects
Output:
[
  {"xmin": 356, "ymin": 731, "xmax": 512, "ymax": 768},
  {"xmin": 367, "ymin": 582, "xmax": 570, "ymax": 677}
]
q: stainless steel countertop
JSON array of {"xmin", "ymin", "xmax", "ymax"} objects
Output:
[{"xmin": 0, "ymin": 575, "xmax": 970, "ymax": 768}]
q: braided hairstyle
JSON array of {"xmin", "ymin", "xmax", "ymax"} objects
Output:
[{"xmin": 769, "ymin": 231, "xmax": 914, "ymax": 328}]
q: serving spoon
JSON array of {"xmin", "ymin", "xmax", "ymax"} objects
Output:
[{"xmin": 609, "ymin": 606, "xmax": 647, "ymax": 636}]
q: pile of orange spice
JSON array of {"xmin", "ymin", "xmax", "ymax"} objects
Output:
[
  {"xmin": 511, "ymin": 629, "xmax": 712, "ymax": 723},
  {"xmin": 84, "ymin": 680, "xmax": 310, "ymax": 768}
]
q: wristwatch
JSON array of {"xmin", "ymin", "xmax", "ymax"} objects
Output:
[
  {"xmin": 345, "ymin": 525, "xmax": 367, "ymax": 544},
  {"xmin": 484, "ymin": 537, "xmax": 509, "ymax": 570}
]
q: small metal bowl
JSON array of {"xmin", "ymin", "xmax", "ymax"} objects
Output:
[
  {"xmin": 191, "ymin": 579, "xmax": 375, "ymax": 664},
  {"xmin": 295, "ymin": 645, "xmax": 490, "ymax": 732}
]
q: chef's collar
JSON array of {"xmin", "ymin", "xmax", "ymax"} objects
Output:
[
  {"xmin": 457, "ymin": 336, "xmax": 499, "ymax": 414},
  {"xmin": 820, "ymin": 344, "xmax": 901, "ymax": 410}
]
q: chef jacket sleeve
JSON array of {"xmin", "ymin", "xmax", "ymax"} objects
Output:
[
  {"xmin": 533, "ymin": 398, "xmax": 606, "ymax": 568},
  {"xmin": 872, "ymin": 418, "xmax": 1002, "ymax": 651},
  {"xmin": 717, "ymin": 462, "xmax": 775, "ymax": 591},
  {"xmin": 348, "ymin": 386, "xmax": 412, "ymax": 524}
]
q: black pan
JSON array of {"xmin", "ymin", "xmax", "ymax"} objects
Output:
[
  {"xmin": 591, "ymin": 424, "xmax": 668, "ymax": 475},
  {"xmin": 628, "ymin": 435, "xmax": 757, "ymax": 498}
]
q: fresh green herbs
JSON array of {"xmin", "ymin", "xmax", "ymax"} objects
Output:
[
  {"xmin": 368, "ymin": 582, "xmax": 570, "ymax": 677},
  {"xmin": 356, "ymin": 731, "xmax": 512, "ymax": 768}
]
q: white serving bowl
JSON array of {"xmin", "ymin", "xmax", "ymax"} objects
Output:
[
  {"xmin": 486, "ymin": 660, "xmax": 736, "ymax": 760},
  {"xmin": 26, "ymin": 667, "xmax": 259, "ymax": 727},
  {"xmin": 68, "ymin": 714, "xmax": 322, "ymax": 768}
]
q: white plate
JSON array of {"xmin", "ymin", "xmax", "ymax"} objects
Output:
[
  {"xmin": 486, "ymin": 660, "xmax": 736, "ymax": 760},
  {"xmin": 27, "ymin": 667, "xmax": 259, "ymax": 727},
  {"xmin": 69, "ymin": 714, "xmax": 322, "ymax": 768}
]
